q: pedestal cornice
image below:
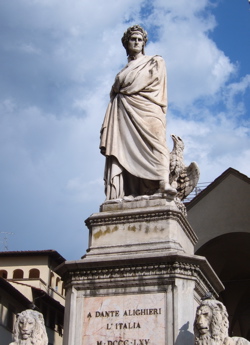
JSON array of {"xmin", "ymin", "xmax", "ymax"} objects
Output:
[{"xmin": 57, "ymin": 252, "xmax": 224, "ymax": 298}]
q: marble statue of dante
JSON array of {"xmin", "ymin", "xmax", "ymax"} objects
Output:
[{"xmin": 100, "ymin": 24, "xmax": 176, "ymax": 200}]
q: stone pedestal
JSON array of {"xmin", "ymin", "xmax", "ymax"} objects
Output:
[{"xmin": 57, "ymin": 198, "xmax": 223, "ymax": 345}]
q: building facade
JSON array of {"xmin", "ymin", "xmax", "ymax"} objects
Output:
[
  {"xmin": 0, "ymin": 249, "xmax": 65, "ymax": 345},
  {"xmin": 187, "ymin": 168, "xmax": 250, "ymax": 340}
]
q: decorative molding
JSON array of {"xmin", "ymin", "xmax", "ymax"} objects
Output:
[{"xmin": 63, "ymin": 260, "xmax": 217, "ymax": 297}]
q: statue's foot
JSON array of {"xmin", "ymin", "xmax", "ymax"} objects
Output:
[
  {"xmin": 104, "ymin": 198, "xmax": 123, "ymax": 204},
  {"xmin": 123, "ymin": 195, "xmax": 135, "ymax": 201},
  {"xmin": 134, "ymin": 195, "xmax": 150, "ymax": 201},
  {"xmin": 150, "ymin": 193, "xmax": 163, "ymax": 199},
  {"xmin": 159, "ymin": 180, "xmax": 177, "ymax": 196}
]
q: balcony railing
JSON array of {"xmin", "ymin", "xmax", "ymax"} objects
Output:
[{"xmin": 183, "ymin": 182, "xmax": 211, "ymax": 203}]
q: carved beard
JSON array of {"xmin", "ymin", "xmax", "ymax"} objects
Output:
[
  {"xmin": 196, "ymin": 333, "xmax": 221, "ymax": 345},
  {"xmin": 19, "ymin": 340, "xmax": 32, "ymax": 345}
]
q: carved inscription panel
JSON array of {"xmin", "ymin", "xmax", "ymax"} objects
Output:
[{"xmin": 82, "ymin": 293, "xmax": 165, "ymax": 345}]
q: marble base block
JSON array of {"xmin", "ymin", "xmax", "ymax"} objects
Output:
[
  {"xmin": 58, "ymin": 252, "xmax": 223, "ymax": 345},
  {"xmin": 85, "ymin": 198, "xmax": 197, "ymax": 260}
]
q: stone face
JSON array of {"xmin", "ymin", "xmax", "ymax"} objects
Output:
[
  {"xmin": 194, "ymin": 299, "xmax": 250, "ymax": 345},
  {"xmin": 9, "ymin": 309, "xmax": 48, "ymax": 345}
]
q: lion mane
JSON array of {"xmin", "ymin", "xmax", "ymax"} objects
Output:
[
  {"xmin": 194, "ymin": 299, "xmax": 229, "ymax": 345},
  {"xmin": 10, "ymin": 309, "xmax": 48, "ymax": 345},
  {"xmin": 194, "ymin": 299, "xmax": 250, "ymax": 345}
]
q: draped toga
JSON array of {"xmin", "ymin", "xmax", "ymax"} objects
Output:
[{"xmin": 100, "ymin": 55, "xmax": 170, "ymax": 200}]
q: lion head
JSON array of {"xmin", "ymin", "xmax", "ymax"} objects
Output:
[
  {"xmin": 194, "ymin": 299, "xmax": 229, "ymax": 345},
  {"xmin": 10, "ymin": 309, "xmax": 48, "ymax": 345}
]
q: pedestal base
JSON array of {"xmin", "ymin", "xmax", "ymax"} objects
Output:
[
  {"xmin": 57, "ymin": 199, "xmax": 224, "ymax": 345},
  {"xmin": 58, "ymin": 252, "xmax": 223, "ymax": 345}
]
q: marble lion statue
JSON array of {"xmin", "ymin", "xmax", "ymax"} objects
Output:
[
  {"xmin": 194, "ymin": 299, "xmax": 250, "ymax": 345},
  {"xmin": 9, "ymin": 309, "xmax": 48, "ymax": 345}
]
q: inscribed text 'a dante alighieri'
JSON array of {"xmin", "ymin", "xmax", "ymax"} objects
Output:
[{"xmin": 83, "ymin": 293, "xmax": 165, "ymax": 345}]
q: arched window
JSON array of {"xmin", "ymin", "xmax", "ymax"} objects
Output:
[
  {"xmin": 61, "ymin": 286, "xmax": 65, "ymax": 296},
  {"xmin": 55, "ymin": 277, "xmax": 60, "ymax": 291},
  {"xmin": 0, "ymin": 270, "xmax": 8, "ymax": 278},
  {"xmin": 29, "ymin": 268, "xmax": 40, "ymax": 279},
  {"xmin": 50, "ymin": 272, "xmax": 55, "ymax": 288},
  {"xmin": 13, "ymin": 269, "xmax": 24, "ymax": 279}
]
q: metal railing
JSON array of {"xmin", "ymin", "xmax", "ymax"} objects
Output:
[{"xmin": 183, "ymin": 182, "xmax": 211, "ymax": 203}]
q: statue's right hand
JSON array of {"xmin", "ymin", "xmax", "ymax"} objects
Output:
[{"xmin": 100, "ymin": 147, "xmax": 106, "ymax": 155}]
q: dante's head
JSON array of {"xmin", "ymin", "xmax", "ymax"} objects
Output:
[{"xmin": 121, "ymin": 24, "xmax": 148, "ymax": 56}]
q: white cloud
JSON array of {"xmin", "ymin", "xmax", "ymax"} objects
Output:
[
  {"xmin": 0, "ymin": 0, "xmax": 249, "ymax": 258},
  {"xmin": 144, "ymin": 1, "xmax": 236, "ymax": 109},
  {"xmin": 167, "ymin": 108, "xmax": 250, "ymax": 184},
  {"xmin": 223, "ymin": 75, "xmax": 250, "ymax": 117}
]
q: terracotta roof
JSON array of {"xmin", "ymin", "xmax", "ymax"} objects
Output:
[
  {"xmin": 0, "ymin": 249, "xmax": 65, "ymax": 264},
  {"xmin": 186, "ymin": 167, "xmax": 250, "ymax": 210}
]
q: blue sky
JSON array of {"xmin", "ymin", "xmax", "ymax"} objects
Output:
[{"xmin": 0, "ymin": 0, "xmax": 249, "ymax": 260}]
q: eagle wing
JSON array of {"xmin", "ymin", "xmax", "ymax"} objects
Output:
[{"xmin": 176, "ymin": 161, "xmax": 200, "ymax": 200}]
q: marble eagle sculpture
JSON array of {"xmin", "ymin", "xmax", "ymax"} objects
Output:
[{"xmin": 169, "ymin": 134, "xmax": 200, "ymax": 200}]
